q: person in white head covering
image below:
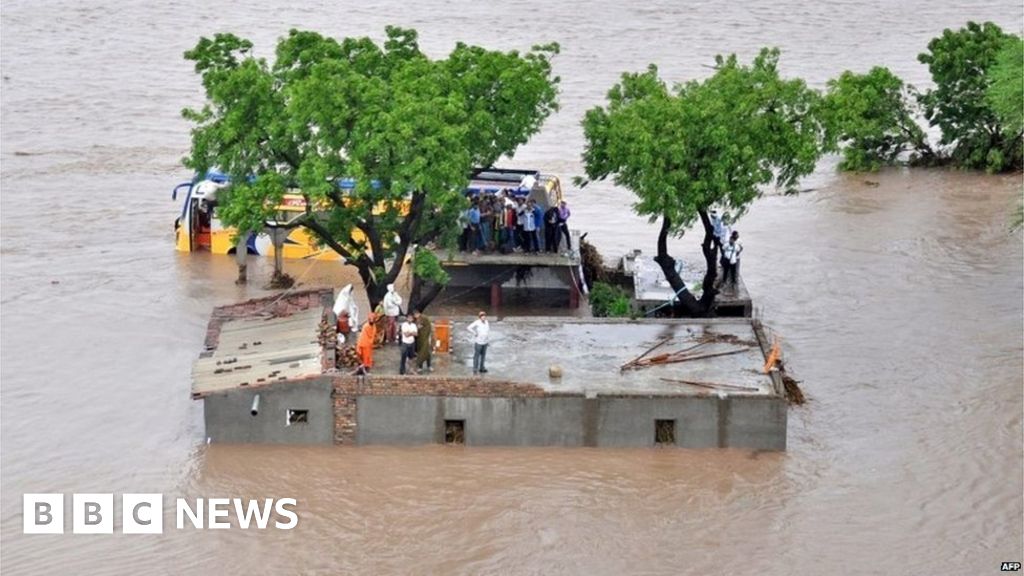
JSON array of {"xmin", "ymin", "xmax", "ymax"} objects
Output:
[{"xmin": 382, "ymin": 283, "xmax": 403, "ymax": 344}]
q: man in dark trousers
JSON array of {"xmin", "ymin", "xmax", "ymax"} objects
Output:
[
  {"xmin": 721, "ymin": 231, "xmax": 743, "ymax": 291},
  {"xmin": 556, "ymin": 200, "xmax": 572, "ymax": 254},
  {"xmin": 544, "ymin": 205, "xmax": 560, "ymax": 253}
]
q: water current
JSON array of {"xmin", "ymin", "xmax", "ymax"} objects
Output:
[{"xmin": 2, "ymin": 1, "xmax": 1022, "ymax": 574}]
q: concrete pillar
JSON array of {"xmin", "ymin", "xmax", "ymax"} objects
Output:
[
  {"xmin": 569, "ymin": 273, "xmax": 580, "ymax": 309},
  {"xmin": 490, "ymin": 281, "xmax": 502, "ymax": 312}
]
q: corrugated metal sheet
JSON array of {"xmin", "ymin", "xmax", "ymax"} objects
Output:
[{"xmin": 192, "ymin": 308, "xmax": 324, "ymax": 397}]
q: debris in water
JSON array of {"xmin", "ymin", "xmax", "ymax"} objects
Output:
[
  {"xmin": 777, "ymin": 360, "xmax": 806, "ymax": 405},
  {"xmin": 783, "ymin": 375, "xmax": 805, "ymax": 405}
]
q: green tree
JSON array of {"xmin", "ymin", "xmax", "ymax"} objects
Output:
[
  {"xmin": 823, "ymin": 67, "xmax": 933, "ymax": 171},
  {"xmin": 918, "ymin": 21, "xmax": 1020, "ymax": 171},
  {"xmin": 581, "ymin": 49, "xmax": 826, "ymax": 316},
  {"xmin": 183, "ymin": 28, "xmax": 559, "ymax": 309},
  {"xmin": 986, "ymin": 36, "xmax": 1024, "ymax": 144}
]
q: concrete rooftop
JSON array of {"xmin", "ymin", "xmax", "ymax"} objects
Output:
[
  {"xmin": 434, "ymin": 230, "xmax": 582, "ymax": 267},
  {"xmin": 369, "ymin": 317, "xmax": 778, "ymax": 397},
  {"xmin": 628, "ymin": 253, "xmax": 751, "ymax": 306},
  {"xmin": 192, "ymin": 307, "xmax": 324, "ymax": 397}
]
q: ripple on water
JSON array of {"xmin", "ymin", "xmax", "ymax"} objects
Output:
[{"xmin": 2, "ymin": 1, "xmax": 1023, "ymax": 574}]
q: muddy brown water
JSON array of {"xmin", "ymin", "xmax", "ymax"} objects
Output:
[{"xmin": 2, "ymin": 1, "xmax": 1022, "ymax": 574}]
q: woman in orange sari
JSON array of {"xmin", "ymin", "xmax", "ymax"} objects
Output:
[{"xmin": 356, "ymin": 313, "xmax": 378, "ymax": 374}]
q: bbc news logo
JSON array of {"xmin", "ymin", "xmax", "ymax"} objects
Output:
[{"xmin": 23, "ymin": 494, "xmax": 298, "ymax": 534}]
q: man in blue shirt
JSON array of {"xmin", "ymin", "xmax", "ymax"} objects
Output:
[
  {"xmin": 532, "ymin": 201, "xmax": 545, "ymax": 252},
  {"xmin": 522, "ymin": 199, "xmax": 538, "ymax": 253},
  {"xmin": 468, "ymin": 199, "xmax": 482, "ymax": 253}
]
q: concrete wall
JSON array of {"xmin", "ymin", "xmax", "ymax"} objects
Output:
[
  {"xmin": 204, "ymin": 377, "xmax": 334, "ymax": 444},
  {"xmin": 356, "ymin": 396, "xmax": 586, "ymax": 446},
  {"xmin": 595, "ymin": 397, "xmax": 722, "ymax": 448},
  {"xmin": 354, "ymin": 393, "xmax": 786, "ymax": 450}
]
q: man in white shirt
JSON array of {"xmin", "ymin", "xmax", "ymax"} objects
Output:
[
  {"xmin": 382, "ymin": 283, "xmax": 402, "ymax": 344},
  {"xmin": 399, "ymin": 315, "xmax": 419, "ymax": 374},
  {"xmin": 466, "ymin": 311, "xmax": 491, "ymax": 375},
  {"xmin": 721, "ymin": 231, "xmax": 743, "ymax": 291}
]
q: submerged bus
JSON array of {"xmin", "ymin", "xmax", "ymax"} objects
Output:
[{"xmin": 172, "ymin": 168, "xmax": 563, "ymax": 260}]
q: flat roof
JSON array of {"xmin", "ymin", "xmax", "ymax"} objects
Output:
[
  {"xmin": 192, "ymin": 307, "xmax": 325, "ymax": 397},
  {"xmin": 435, "ymin": 230, "xmax": 582, "ymax": 268},
  {"xmin": 370, "ymin": 317, "xmax": 780, "ymax": 398},
  {"xmin": 626, "ymin": 253, "xmax": 750, "ymax": 306}
]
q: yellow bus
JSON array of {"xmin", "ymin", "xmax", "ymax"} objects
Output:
[{"xmin": 173, "ymin": 169, "xmax": 563, "ymax": 260}]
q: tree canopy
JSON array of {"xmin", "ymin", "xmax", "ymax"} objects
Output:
[
  {"xmin": 824, "ymin": 21, "xmax": 1022, "ymax": 173},
  {"xmin": 918, "ymin": 21, "xmax": 1021, "ymax": 171},
  {"xmin": 582, "ymin": 48, "xmax": 826, "ymax": 315},
  {"xmin": 822, "ymin": 67, "xmax": 931, "ymax": 171},
  {"xmin": 183, "ymin": 27, "xmax": 560, "ymax": 309},
  {"xmin": 986, "ymin": 36, "xmax": 1024, "ymax": 140}
]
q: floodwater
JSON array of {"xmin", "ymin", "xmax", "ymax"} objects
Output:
[{"xmin": 1, "ymin": 0, "xmax": 1022, "ymax": 574}]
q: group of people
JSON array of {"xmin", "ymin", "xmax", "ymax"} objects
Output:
[
  {"xmin": 351, "ymin": 284, "xmax": 434, "ymax": 376},
  {"xmin": 459, "ymin": 192, "xmax": 572, "ymax": 256},
  {"xmin": 346, "ymin": 290, "xmax": 494, "ymax": 378},
  {"xmin": 710, "ymin": 209, "xmax": 743, "ymax": 291}
]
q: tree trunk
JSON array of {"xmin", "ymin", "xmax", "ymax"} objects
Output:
[
  {"xmin": 268, "ymin": 228, "xmax": 294, "ymax": 289},
  {"xmin": 352, "ymin": 263, "xmax": 386, "ymax": 312},
  {"xmin": 407, "ymin": 275, "xmax": 445, "ymax": 315},
  {"xmin": 234, "ymin": 231, "xmax": 248, "ymax": 285},
  {"xmin": 273, "ymin": 228, "xmax": 285, "ymax": 277},
  {"xmin": 652, "ymin": 213, "xmax": 718, "ymax": 317}
]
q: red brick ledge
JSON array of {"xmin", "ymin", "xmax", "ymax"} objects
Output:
[
  {"xmin": 331, "ymin": 375, "xmax": 550, "ymax": 398},
  {"xmin": 203, "ymin": 288, "xmax": 334, "ymax": 350}
]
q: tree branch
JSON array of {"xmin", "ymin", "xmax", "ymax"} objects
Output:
[
  {"xmin": 383, "ymin": 190, "xmax": 426, "ymax": 286},
  {"xmin": 302, "ymin": 217, "xmax": 358, "ymax": 262}
]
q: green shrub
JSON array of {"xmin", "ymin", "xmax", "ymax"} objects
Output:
[{"xmin": 590, "ymin": 282, "xmax": 632, "ymax": 318}]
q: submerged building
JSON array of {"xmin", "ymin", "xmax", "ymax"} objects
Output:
[{"xmin": 192, "ymin": 289, "xmax": 788, "ymax": 450}]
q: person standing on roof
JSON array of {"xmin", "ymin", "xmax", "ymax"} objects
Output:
[
  {"xmin": 523, "ymin": 199, "xmax": 539, "ymax": 253},
  {"xmin": 721, "ymin": 231, "xmax": 743, "ymax": 291},
  {"xmin": 414, "ymin": 309, "xmax": 433, "ymax": 373},
  {"xmin": 480, "ymin": 195, "xmax": 495, "ymax": 252},
  {"xmin": 532, "ymin": 200, "xmax": 545, "ymax": 252},
  {"xmin": 355, "ymin": 313, "xmax": 378, "ymax": 374},
  {"xmin": 710, "ymin": 209, "xmax": 727, "ymax": 250},
  {"xmin": 556, "ymin": 200, "xmax": 572, "ymax": 254},
  {"xmin": 382, "ymin": 284, "xmax": 402, "ymax": 344},
  {"xmin": 372, "ymin": 300, "xmax": 387, "ymax": 346},
  {"xmin": 468, "ymin": 198, "xmax": 482, "ymax": 254},
  {"xmin": 514, "ymin": 197, "xmax": 527, "ymax": 252},
  {"xmin": 544, "ymin": 204, "xmax": 560, "ymax": 253},
  {"xmin": 467, "ymin": 311, "xmax": 491, "ymax": 375},
  {"xmin": 505, "ymin": 197, "xmax": 517, "ymax": 253},
  {"xmin": 399, "ymin": 315, "xmax": 419, "ymax": 375}
]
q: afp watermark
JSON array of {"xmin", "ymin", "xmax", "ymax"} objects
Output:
[{"xmin": 23, "ymin": 494, "xmax": 298, "ymax": 534}]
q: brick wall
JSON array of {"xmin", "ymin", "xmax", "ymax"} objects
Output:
[
  {"xmin": 203, "ymin": 288, "xmax": 334, "ymax": 350},
  {"xmin": 333, "ymin": 393, "xmax": 358, "ymax": 444},
  {"xmin": 330, "ymin": 375, "xmax": 557, "ymax": 445}
]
